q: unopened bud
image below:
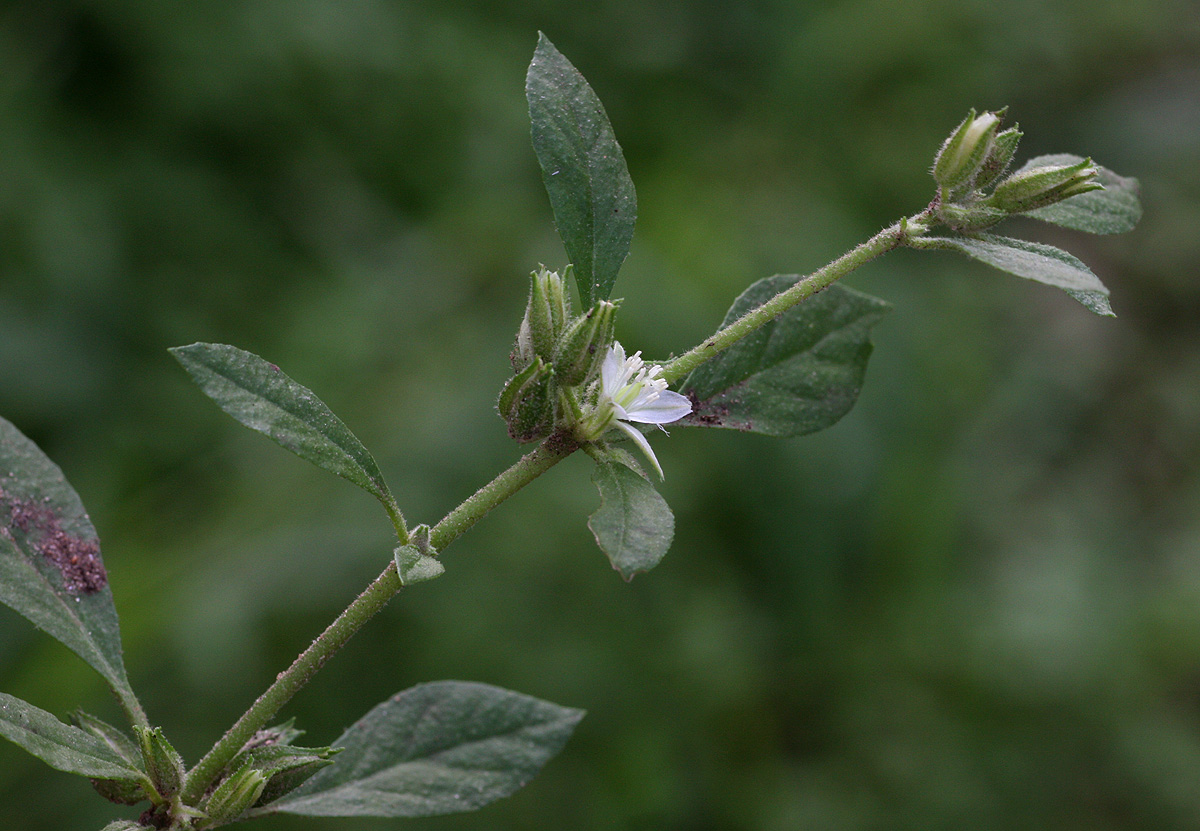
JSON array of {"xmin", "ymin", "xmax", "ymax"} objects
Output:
[
  {"xmin": 497, "ymin": 356, "xmax": 556, "ymax": 443},
  {"xmin": 934, "ymin": 201, "xmax": 1008, "ymax": 233},
  {"xmin": 987, "ymin": 157, "xmax": 1103, "ymax": 214},
  {"xmin": 933, "ymin": 109, "xmax": 1003, "ymax": 193},
  {"xmin": 204, "ymin": 763, "xmax": 268, "ymax": 825},
  {"xmin": 514, "ymin": 267, "xmax": 570, "ymax": 370},
  {"xmin": 973, "ymin": 126, "xmax": 1023, "ymax": 191},
  {"xmin": 134, "ymin": 726, "xmax": 184, "ymax": 799},
  {"xmin": 553, "ymin": 300, "xmax": 617, "ymax": 387}
]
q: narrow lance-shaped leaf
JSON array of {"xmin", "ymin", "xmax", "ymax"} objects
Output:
[
  {"xmin": 0, "ymin": 692, "xmax": 144, "ymax": 781},
  {"xmin": 1016, "ymin": 153, "xmax": 1142, "ymax": 234},
  {"xmin": 0, "ymin": 417, "xmax": 141, "ymax": 721},
  {"xmin": 917, "ymin": 233, "xmax": 1114, "ymax": 316},
  {"xmin": 527, "ymin": 33, "xmax": 636, "ymax": 306},
  {"xmin": 681, "ymin": 280, "xmax": 891, "ymax": 437},
  {"xmin": 170, "ymin": 344, "xmax": 403, "ymax": 528},
  {"xmin": 254, "ymin": 681, "xmax": 584, "ymax": 818},
  {"xmin": 588, "ymin": 449, "xmax": 674, "ymax": 580}
]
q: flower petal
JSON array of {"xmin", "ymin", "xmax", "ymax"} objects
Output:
[
  {"xmin": 601, "ymin": 342, "xmax": 627, "ymax": 394},
  {"xmin": 625, "ymin": 389, "xmax": 693, "ymax": 425},
  {"xmin": 613, "ymin": 420, "xmax": 665, "ymax": 480}
]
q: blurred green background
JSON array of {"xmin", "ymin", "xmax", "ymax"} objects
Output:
[{"xmin": 2, "ymin": 1, "xmax": 1199, "ymax": 829}]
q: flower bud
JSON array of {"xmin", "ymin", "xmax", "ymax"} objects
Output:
[
  {"xmin": 203, "ymin": 763, "xmax": 268, "ymax": 825},
  {"xmin": 497, "ymin": 356, "xmax": 556, "ymax": 443},
  {"xmin": 933, "ymin": 109, "xmax": 1003, "ymax": 193},
  {"xmin": 986, "ymin": 157, "xmax": 1103, "ymax": 214},
  {"xmin": 973, "ymin": 126, "xmax": 1022, "ymax": 191},
  {"xmin": 513, "ymin": 267, "xmax": 570, "ymax": 370},
  {"xmin": 934, "ymin": 201, "xmax": 1009, "ymax": 233},
  {"xmin": 134, "ymin": 725, "xmax": 185, "ymax": 799},
  {"xmin": 553, "ymin": 300, "xmax": 617, "ymax": 387}
]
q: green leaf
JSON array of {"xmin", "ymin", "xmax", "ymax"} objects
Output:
[
  {"xmin": 1016, "ymin": 153, "xmax": 1142, "ymax": 234},
  {"xmin": 680, "ymin": 280, "xmax": 891, "ymax": 437},
  {"xmin": 919, "ymin": 233, "xmax": 1114, "ymax": 316},
  {"xmin": 0, "ymin": 417, "xmax": 140, "ymax": 718},
  {"xmin": 256, "ymin": 681, "xmax": 584, "ymax": 818},
  {"xmin": 526, "ymin": 33, "xmax": 636, "ymax": 306},
  {"xmin": 0, "ymin": 693, "xmax": 144, "ymax": 781},
  {"xmin": 588, "ymin": 451, "xmax": 674, "ymax": 580},
  {"xmin": 170, "ymin": 344, "xmax": 402, "ymax": 524}
]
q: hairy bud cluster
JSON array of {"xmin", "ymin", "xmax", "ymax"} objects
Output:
[
  {"xmin": 500, "ymin": 267, "xmax": 617, "ymax": 443},
  {"xmin": 931, "ymin": 109, "xmax": 1103, "ymax": 232}
]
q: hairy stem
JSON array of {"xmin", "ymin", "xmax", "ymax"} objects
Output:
[
  {"xmin": 180, "ymin": 435, "xmax": 577, "ymax": 805},
  {"xmin": 658, "ymin": 220, "xmax": 915, "ymax": 386}
]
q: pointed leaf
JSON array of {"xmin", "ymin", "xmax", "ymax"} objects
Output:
[
  {"xmin": 170, "ymin": 344, "xmax": 401, "ymax": 518},
  {"xmin": 256, "ymin": 681, "xmax": 584, "ymax": 818},
  {"xmin": 1016, "ymin": 153, "xmax": 1142, "ymax": 234},
  {"xmin": 588, "ymin": 452, "xmax": 674, "ymax": 580},
  {"xmin": 0, "ymin": 693, "xmax": 143, "ymax": 780},
  {"xmin": 680, "ymin": 281, "xmax": 891, "ymax": 436},
  {"xmin": 0, "ymin": 417, "xmax": 139, "ymax": 717},
  {"xmin": 527, "ymin": 33, "xmax": 636, "ymax": 306},
  {"xmin": 920, "ymin": 233, "xmax": 1114, "ymax": 316}
]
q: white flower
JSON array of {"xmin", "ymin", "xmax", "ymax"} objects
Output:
[{"xmin": 592, "ymin": 341, "xmax": 692, "ymax": 478}]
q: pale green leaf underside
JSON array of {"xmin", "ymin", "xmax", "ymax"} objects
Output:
[
  {"xmin": 1017, "ymin": 153, "xmax": 1142, "ymax": 234},
  {"xmin": 170, "ymin": 344, "xmax": 397, "ymax": 511},
  {"xmin": 921, "ymin": 233, "xmax": 1114, "ymax": 316},
  {"xmin": 681, "ymin": 280, "xmax": 891, "ymax": 437},
  {"xmin": 588, "ymin": 453, "xmax": 674, "ymax": 580},
  {"xmin": 258, "ymin": 681, "xmax": 584, "ymax": 818},
  {"xmin": 527, "ymin": 33, "xmax": 635, "ymax": 306},
  {"xmin": 0, "ymin": 693, "xmax": 142, "ymax": 780},
  {"xmin": 0, "ymin": 417, "xmax": 137, "ymax": 714}
]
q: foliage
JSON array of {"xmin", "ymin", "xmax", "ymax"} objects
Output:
[{"xmin": 0, "ymin": 8, "xmax": 1171, "ymax": 831}]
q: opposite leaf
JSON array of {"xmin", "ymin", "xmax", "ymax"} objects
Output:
[
  {"xmin": 170, "ymin": 344, "xmax": 402, "ymax": 525},
  {"xmin": 256, "ymin": 681, "xmax": 584, "ymax": 818},
  {"xmin": 0, "ymin": 417, "xmax": 140, "ymax": 720},
  {"xmin": 1017, "ymin": 153, "xmax": 1142, "ymax": 234},
  {"xmin": 0, "ymin": 693, "xmax": 144, "ymax": 781},
  {"xmin": 918, "ymin": 233, "xmax": 1114, "ymax": 316},
  {"xmin": 589, "ymin": 452, "xmax": 674, "ymax": 580},
  {"xmin": 527, "ymin": 33, "xmax": 636, "ymax": 306},
  {"xmin": 681, "ymin": 280, "xmax": 891, "ymax": 436}
]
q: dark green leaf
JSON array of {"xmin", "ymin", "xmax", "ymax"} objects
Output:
[
  {"xmin": 526, "ymin": 33, "xmax": 636, "ymax": 306},
  {"xmin": 680, "ymin": 280, "xmax": 891, "ymax": 436},
  {"xmin": 0, "ymin": 417, "xmax": 139, "ymax": 718},
  {"xmin": 0, "ymin": 693, "xmax": 144, "ymax": 781},
  {"xmin": 1017, "ymin": 154, "xmax": 1142, "ymax": 234},
  {"xmin": 71, "ymin": 711, "xmax": 141, "ymax": 767},
  {"xmin": 588, "ymin": 451, "xmax": 674, "ymax": 580},
  {"xmin": 170, "ymin": 344, "xmax": 401, "ymax": 520},
  {"xmin": 256, "ymin": 681, "xmax": 584, "ymax": 818},
  {"xmin": 919, "ymin": 233, "xmax": 1114, "ymax": 316}
]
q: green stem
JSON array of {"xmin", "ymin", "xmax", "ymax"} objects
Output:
[
  {"xmin": 180, "ymin": 435, "xmax": 577, "ymax": 805},
  {"xmin": 430, "ymin": 434, "xmax": 577, "ymax": 550},
  {"xmin": 658, "ymin": 220, "xmax": 913, "ymax": 386}
]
